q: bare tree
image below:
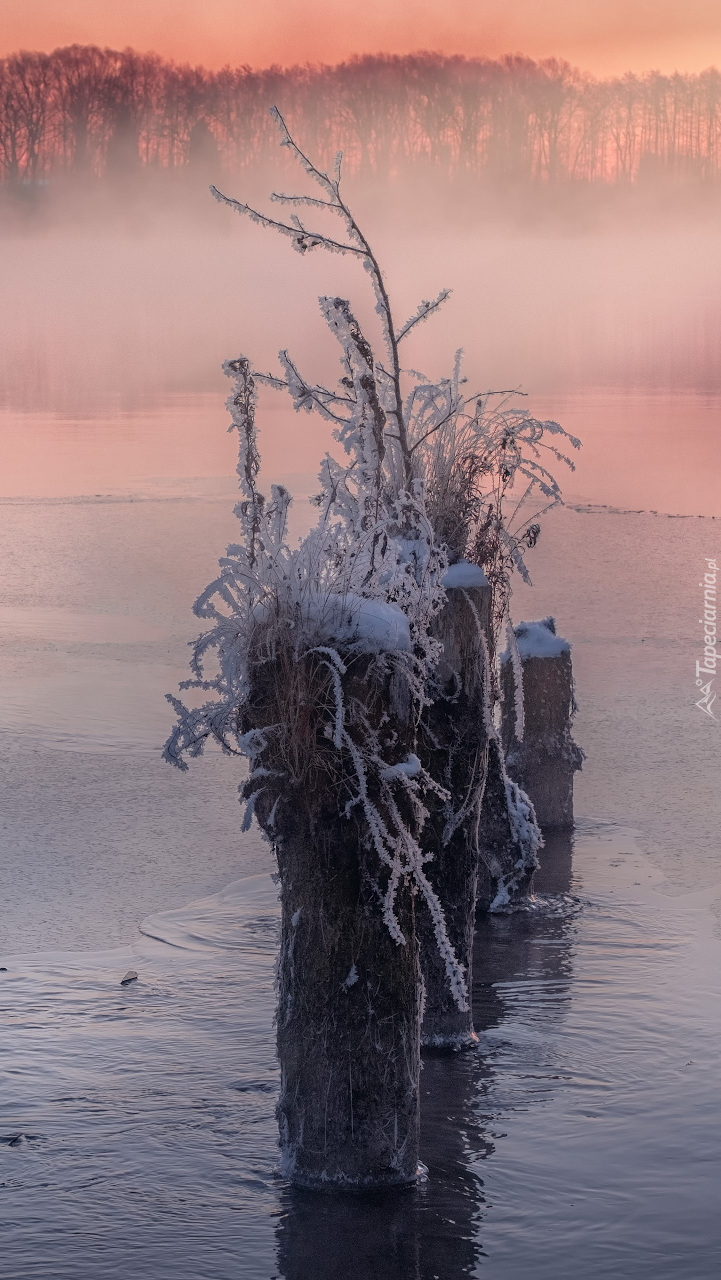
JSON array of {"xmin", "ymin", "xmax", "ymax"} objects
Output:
[{"xmin": 4, "ymin": 47, "xmax": 721, "ymax": 187}]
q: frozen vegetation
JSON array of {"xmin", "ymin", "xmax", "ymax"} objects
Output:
[{"xmin": 164, "ymin": 109, "xmax": 580, "ymax": 1184}]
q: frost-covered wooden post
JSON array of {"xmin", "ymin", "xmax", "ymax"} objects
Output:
[
  {"xmin": 419, "ymin": 572, "xmax": 542, "ymax": 923},
  {"xmin": 417, "ymin": 562, "xmax": 491, "ymax": 1047},
  {"xmin": 246, "ymin": 646, "xmax": 424, "ymax": 1186},
  {"xmin": 500, "ymin": 617, "xmax": 583, "ymax": 831},
  {"xmin": 476, "ymin": 735, "xmax": 541, "ymax": 910}
]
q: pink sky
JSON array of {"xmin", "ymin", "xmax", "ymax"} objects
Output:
[{"xmin": 1, "ymin": 0, "xmax": 720, "ymax": 74}]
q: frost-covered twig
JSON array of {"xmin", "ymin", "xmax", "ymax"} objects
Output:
[
  {"xmin": 396, "ymin": 289, "xmax": 452, "ymax": 343},
  {"xmin": 211, "ymin": 108, "xmax": 449, "ymax": 489}
]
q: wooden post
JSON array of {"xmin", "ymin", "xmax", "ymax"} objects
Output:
[
  {"xmin": 500, "ymin": 617, "xmax": 583, "ymax": 831},
  {"xmin": 417, "ymin": 568, "xmax": 491, "ymax": 1047},
  {"xmin": 246, "ymin": 649, "xmax": 423, "ymax": 1188}
]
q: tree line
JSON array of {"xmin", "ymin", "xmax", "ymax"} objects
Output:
[{"xmin": 2, "ymin": 44, "xmax": 721, "ymax": 186}]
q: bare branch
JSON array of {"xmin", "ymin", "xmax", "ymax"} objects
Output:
[
  {"xmin": 253, "ymin": 371, "xmax": 288, "ymax": 391},
  {"xmin": 270, "ymin": 191, "xmax": 337, "ymax": 210},
  {"xmin": 270, "ymin": 104, "xmax": 336, "ymax": 195},
  {"xmin": 396, "ymin": 289, "xmax": 452, "ymax": 344},
  {"xmin": 210, "ymin": 184, "xmax": 364, "ymax": 258}
]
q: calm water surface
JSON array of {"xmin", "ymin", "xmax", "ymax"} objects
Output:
[
  {"xmin": 1, "ymin": 226, "xmax": 721, "ymax": 1275},
  {"xmin": 2, "ymin": 833, "xmax": 719, "ymax": 1279}
]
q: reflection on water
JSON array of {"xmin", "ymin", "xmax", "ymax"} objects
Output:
[{"xmin": 4, "ymin": 826, "xmax": 719, "ymax": 1277}]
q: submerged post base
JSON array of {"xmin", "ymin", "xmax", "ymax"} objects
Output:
[
  {"xmin": 421, "ymin": 1028, "xmax": 479, "ymax": 1052},
  {"xmin": 283, "ymin": 1160, "xmax": 428, "ymax": 1191}
]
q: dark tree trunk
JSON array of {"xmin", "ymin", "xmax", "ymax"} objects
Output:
[
  {"xmin": 246, "ymin": 648, "xmax": 423, "ymax": 1188},
  {"xmin": 417, "ymin": 583, "xmax": 491, "ymax": 1047}
]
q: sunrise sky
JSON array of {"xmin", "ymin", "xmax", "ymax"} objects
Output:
[{"xmin": 1, "ymin": 0, "xmax": 720, "ymax": 75}]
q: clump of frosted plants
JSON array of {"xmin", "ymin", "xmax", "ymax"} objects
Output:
[
  {"xmin": 164, "ymin": 335, "xmax": 467, "ymax": 1005},
  {"xmin": 165, "ymin": 107, "xmax": 579, "ymax": 984},
  {"xmin": 209, "ymin": 108, "xmax": 579, "ymax": 653},
  {"xmin": 406, "ymin": 362, "xmax": 580, "ymax": 653}
]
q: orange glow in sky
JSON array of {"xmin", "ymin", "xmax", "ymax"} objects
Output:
[{"xmin": 1, "ymin": 0, "xmax": 720, "ymax": 75}]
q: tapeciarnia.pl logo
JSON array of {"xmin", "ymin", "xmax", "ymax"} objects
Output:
[{"xmin": 696, "ymin": 557, "xmax": 718, "ymax": 720}]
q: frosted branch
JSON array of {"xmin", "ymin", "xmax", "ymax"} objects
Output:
[{"xmin": 396, "ymin": 289, "xmax": 452, "ymax": 344}]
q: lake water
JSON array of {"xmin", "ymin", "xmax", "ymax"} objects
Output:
[{"xmin": 1, "ymin": 225, "xmax": 720, "ymax": 1276}]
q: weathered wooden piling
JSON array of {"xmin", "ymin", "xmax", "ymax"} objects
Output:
[
  {"xmin": 417, "ymin": 564, "xmax": 491, "ymax": 1047},
  {"xmin": 476, "ymin": 733, "xmax": 541, "ymax": 910},
  {"xmin": 500, "ymin": 617, "xmax": 584, "ymax": 831},
  {"xmin": 246, "ymin": 646, "xmax": 423, "ymax": 1188}
]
